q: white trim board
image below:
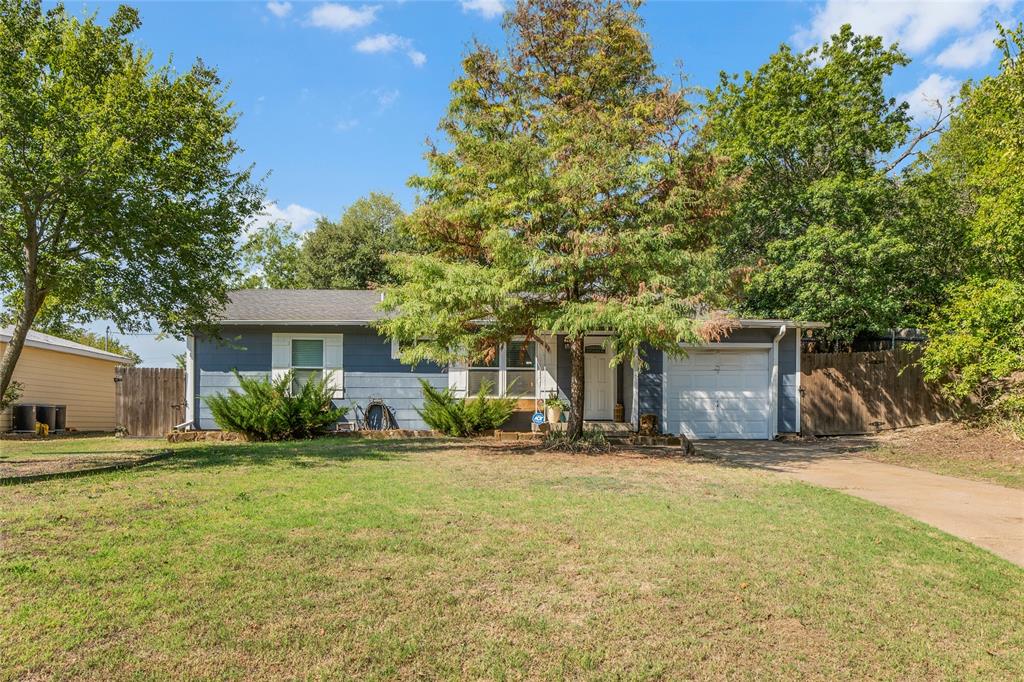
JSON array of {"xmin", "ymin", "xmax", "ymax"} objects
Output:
[
  {"xmin": 0, "ymin": 331, "xmax": 129, "ymax": 363},
  {"xmin": 271, "ymin": 332, "xmax": 344, "ymax": 398},
  {"xmin": 676, "ymin": 342, "xmax": 774, "ymax": 350}
]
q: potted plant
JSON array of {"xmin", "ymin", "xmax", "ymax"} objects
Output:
[{"xmin": 544, "ymin": 392, "xmax": 568, "ymax": 424}]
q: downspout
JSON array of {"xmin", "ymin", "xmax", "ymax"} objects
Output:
[
  {"xmin": 771, "ymin": 324, "xmax": 786, "ymax": 439},
  {"xmin": 181, "ymin": 335, "xmax": 196, "ymax": 430},
  {"xmin": 794, "ymin": 327, "xmax": 802, "ymax": 434}
]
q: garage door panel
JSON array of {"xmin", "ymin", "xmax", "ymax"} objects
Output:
[
  {"xmin": 678, "ymin": 418, "xmax": 717, "ymax": 439},
  {"xmin": 676, "ymin": 371, "xmax": 719, "ymax": 389},
  {"xmin": 665, "ymin": 348, "xmax": 772, "ymax": 440},
  {"xmin": 718, "ymin": 420, "xmax": 769, "ymax": 438},
  {"xmin": 716, "ymin": 375, "xmax": 768, "ymax": 392},
  {"xmin": 670, "ymin": 396, "xmax": 717, "ymax": 409},
  {"xmin": 675, "ymin": 354, "xmax": 720, "ymax": 371},
  {"xmin": 715, "ymin": 389, "xmax": 769, "ymax": 401},
  {"xmin": 717, "ymin": 399, "xmax": 769, "ymax": 414}
]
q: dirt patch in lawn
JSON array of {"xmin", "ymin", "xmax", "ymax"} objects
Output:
[
  {"xmin": 0, "ymin": 451, "xmax": 163, "ymax": 480},
  {"xmin": 0, "ymin": 434, "xmax": 181, "ymax": 480},
  {"xmin": 866, "ymin": 422, "xmax": 1024, "ymax": 489}
]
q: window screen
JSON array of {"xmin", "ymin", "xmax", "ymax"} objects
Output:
[{"xmin": 291, "ymin": 339, "xmax": 324, "ymax": 368}]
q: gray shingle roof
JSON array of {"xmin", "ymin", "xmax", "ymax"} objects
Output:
[
  {"xmin": 217, "ymin": 289, "xmax": 386, "ymax": 323},
  {"xmin": 214, "ymin": 290, "xmax": 829, "ymax": 329},
  {"xmin": 0, "ymin": 326, "xmax": 130, "ymax": 362}
]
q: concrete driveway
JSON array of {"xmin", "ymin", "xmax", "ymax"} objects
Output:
[{"xmin": 698, "ymin": 439, "xmax": 1024, "ymax": 567}]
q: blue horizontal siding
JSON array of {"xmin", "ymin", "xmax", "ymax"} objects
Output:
[
  {"xmin": 194, "ymin": 325, "xmax": 443, "ymax": 430},
  {"xmin": 637, "ymin": 343, "xmax": 663, "ymax": 419},
  {"xmin": 777, "ymin": 328, "xmax": 799, "ymax": 432}
]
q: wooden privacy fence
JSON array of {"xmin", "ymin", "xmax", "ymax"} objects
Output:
[
  {"xmin": 115, "ymin": 367, "xmax": 186, "ymax": 437},
  {"xmin": 800, "ymin": 349, "xmax": 954, "ymax": 436}
]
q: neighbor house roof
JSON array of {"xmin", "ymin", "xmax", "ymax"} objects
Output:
[
  {"xmin": 215, "ymin": 289, "xmax": 387, "ymax": 324},
  {"xmin": 214, "ymin": 289, "xmax": 827, "ymax": 329},
  {"xmin": 0, "ymin": 327, "xmax": 130, "ymax": 363}
]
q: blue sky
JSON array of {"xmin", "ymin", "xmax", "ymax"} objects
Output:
[{"xmin": 76, "ymin": 0, "xmax": 1017, "ymax": 364}]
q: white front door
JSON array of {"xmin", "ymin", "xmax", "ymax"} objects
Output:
[
  {"xmin": 583, "ymin": 339, "xmax": 614, "ymax": 420},
  {"xmin": 664, "ymin": 349, "xmax": 772, "ymax": 440}
]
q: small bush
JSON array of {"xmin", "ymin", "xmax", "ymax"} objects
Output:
[
  {"xmin": 544, "ymin": 428, "xmax": 610, "ymax": 453},
  {"xmin": 417, "ymin": 379, "xmax": 516, "ymax": 436},
  {"xmin": 992, "ymin": 393, "xmax": 1024, "ymax": 439},
  {"xmin": 206, "ymin": 370, "xmax": 348, "ymax": 441},
  {"xmin": 0, "ymin": 380, "xmax": 23, "ymax": 411}
]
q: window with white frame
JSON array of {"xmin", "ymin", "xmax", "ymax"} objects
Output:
[
  {"xmin": 505, "ymin": 339, "xmax": 537, "ymax": 396},
  {"xmin": 391, "ymin": 336, "xmax": 431, "ymax": 361},
  {"xmin": 290, "ymin": 338, "xmax": 324, "ymax": 393},
  {"xmin": 468, "ymin": 339, "xmax": 537, "ymax": 397}
]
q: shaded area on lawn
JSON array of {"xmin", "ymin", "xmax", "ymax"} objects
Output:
[
  {"xmin": 0, "ymin": 434, "xmax": 456, "ymax": 479},
  {"xmin": 2, "ymin": 437, "xmax": 1022, "ymax": 680},
  {"xmin": 156, "ymin": 436, "xmax": 450, "ymax": 471},
  {"xmin": 1, "ymin": 434, "xmax": 181, "ymax": 479},
  {"xmin": 694, "ymin": 436, "xmax": 877, "ymax": 472}
]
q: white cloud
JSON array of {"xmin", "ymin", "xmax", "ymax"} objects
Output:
[
  {"xmin": 373, "ymin": 88, "xmax": 400, "ymax": 108},
  {"xmin": 335, "ymin": 118, "xmax": 360, "ymax": 131},
  {"xmin": 461, "ymin": 0, "xmax": 505, "ymax": 19},
  {"xmin": 309, "ymin": 3, "xmax": 379, "ymax": 31},
  {"xmin": 934, "ymin": 28, "xmax": 1000, "ymax": 67},
  {"xmin": 355, "ymin": 33, "xmax": 405, "ymax": 53},
  {"xmin": 355, "ymin": 33, "xmax": 427, "ymax": 66},
  {"xmin": 794, "ymin": 1, "xmax": 1010, "ymax": 53},
  {"xmin": 250, "ymin": 202, "xmax": 320, "ymax": 235},
  {"xmin": 898, "ymin": 73, "xmax": 961, "ymax": 121},
  {"xmin": 407, "ymin": 49, "xmax": 427, "ymax": 67},
  {"xmin": 266, "ymin": 1, "xmax": 292, "ymax": 19}
]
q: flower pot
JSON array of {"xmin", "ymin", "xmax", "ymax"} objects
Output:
[{"xmin": 546, "ymin": 406, "xmax": 562, "ymax": 424}]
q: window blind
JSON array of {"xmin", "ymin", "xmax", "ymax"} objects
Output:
[{"xmin": 291, "ymin": 339, "xmax": 324, "ymax": 368}]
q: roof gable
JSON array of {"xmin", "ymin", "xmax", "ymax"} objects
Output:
[{"xmin": 0, "ymin": 327, "xmax": 130, "ymax": 363}]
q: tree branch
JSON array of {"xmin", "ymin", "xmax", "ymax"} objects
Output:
[{"xmin": 885, "ymin": 99, "xmax": 953, "ymax": 172}]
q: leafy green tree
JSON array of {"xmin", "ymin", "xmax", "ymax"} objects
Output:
[
  {"xmin": 0, "ymin": 1, "xmax": 262, "ymax": 400},
  {"xmin": 921, "ymin": 279, "xmax": 1024, "ymax": 403},
  {"xmin": 705, "ymin": 25, "xmax": 952, "ymax": 341},
  {"xmin": 233, "ymin": 220, "xmax": 303, "ymax": 289},
  {"xmin": 920, "ymin": 24, "xmax": 1024, "ymax": 407},
  {"xmin": 2, "ymin": 293, "xmax": 140, "ymax": 362},
  {"xmin": 377, "ymin": 0, "xmax": 729, "ymax": 439},
  {"xmin": 298, "ymin": 192, "xmax": 406, "ymax": 289}
]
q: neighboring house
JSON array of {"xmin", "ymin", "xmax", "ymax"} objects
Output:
[
  {"xmin": 187, "ymin": 289, "xmax": 824, "ymax": 440},
  {"xmin": 0, "ymin": 327, "xmax": 129, "ymax": 432}
]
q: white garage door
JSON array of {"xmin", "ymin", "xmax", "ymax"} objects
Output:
[{"xmin": 664, "ymin": 349, "xmax": 772, "ymax": 440}]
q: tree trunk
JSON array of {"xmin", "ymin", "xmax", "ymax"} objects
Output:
[
  {"xmin": 0, "ymin": 231, "xmax": 44, "ymax": 402},
  {"xmin": 566, "ymin": 335, "xmax": 585, "ymax": 440}
]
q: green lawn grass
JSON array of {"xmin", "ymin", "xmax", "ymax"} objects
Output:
[
  {"xmin": 2, "ymin": 437, "xmax": 1022, "ymax": 680},
  {"xmin": 0, "ymin": 434, "xmax": 205, "ymax": 478},
  {"xmin": 1, "ymin": 434, "xmax": 203, "ymax": 459}
]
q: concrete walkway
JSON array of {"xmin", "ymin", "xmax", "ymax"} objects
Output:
[{"xmin": 698, "ymin": 439, "xmax": 1024, "ymax": 567}]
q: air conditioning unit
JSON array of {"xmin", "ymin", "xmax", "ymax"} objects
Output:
[
  {"xmin": 8, "ymin": 404, "xmax": 67, "ymax": 433},
  {"xmin": 12, "ymin": 404, "xmax": 35, "ymax": 432},
  {"xmin": 35, "ymin": 405, "xmax": 56, "ymax": 432}
]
